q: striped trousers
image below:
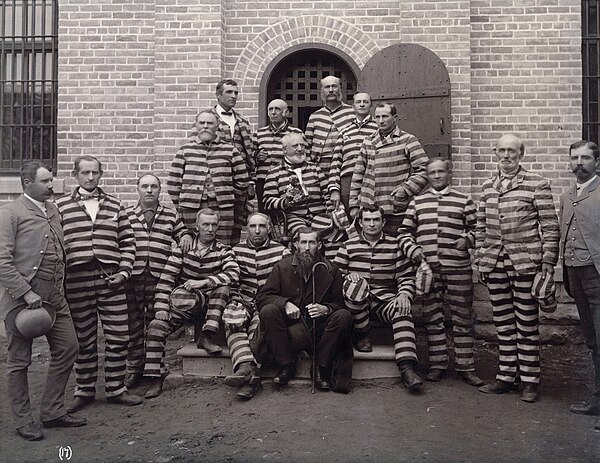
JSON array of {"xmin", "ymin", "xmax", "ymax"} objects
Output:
[
  {"xmin": 421, "ymin": 265, "xmax": 475, "ymax": 372},
  {"xmin": 65, "ymin": 261, "xmax": 129, "ymax": 398},
  {"xmin": 124, "ymin": 268, "xmax": 159, "ymax": 375},
  {"xmin": 179, "ymin": 198, "xmax": 235, "ymax": 246},
  {"xmin": 224, "ymin": 302, "xmax": 261, "ymax": 372},
  {"xmin": 144, "ymin": 286, "xmax": 229, "ymax": 377},
  {"xmin": 485, "ymin": 252, "xmax": 539, "ymax": 384}
]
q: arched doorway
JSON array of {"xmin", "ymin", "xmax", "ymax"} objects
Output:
[{"xmin": 261, "ymin": 46, "xmax": 359, "ymax": 131}]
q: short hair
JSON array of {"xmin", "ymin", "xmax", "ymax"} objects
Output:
[
  {"xmin": 357, "ymin": 204, "xmax": 385, "ymax": 222},
  {"xmin": 426, "ymin": 158, "xmax": 452, "ymax": 172},
  {"xmin": 196, "ymin": 208, "xmax": 220, "ymax": 223},
  {"xmin": 375, "ymin": 103, "xmax": 397, "ymax": 117},
  {"xmin": 569, "ymin": 140, "xmax": 600, "ymax": 160},
  {"xmin": 20, "ymin": 161, "xmax": 52, "ymax": 188},
  {"xmin": 246, "ymin": 212, "xmax": 272, "ymax": 229},
  {"xmin": 216, "ymin": 79, "xmax": 238, "ymax": 95},
  {"xmin": 73, "ymin": 155, "xmax": 102, "ymax": 174},
  {"xmin": 136, "ymin": 173, "xmax": 161, "ymax": 187},
  {"xmin": 195, "ymin": 109, "xmax": 218, "ymax": 123},
  {"xmin": 293, "ymin": 226, "xmax": 319, "ymax": 242}
]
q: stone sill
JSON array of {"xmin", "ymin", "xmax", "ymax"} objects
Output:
[{"xmin": 0, "ymin": 176, "xmax": 65, "ymax": 195}]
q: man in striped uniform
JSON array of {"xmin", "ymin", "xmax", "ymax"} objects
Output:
[
  {"xmin": 398, "ymin": 159, "xmax": 483, "ymax": 387},
  {"xmin": 263, "ymin": 132, "xmax": 333, "ymax": 236},
  {"xmin": 335, "ymin": 204, "xmax": 422, "ymax": 392},
  {"xmin": 168, "ymin": 109, "xmax": 250, "ymax": 246},
  {"xmin": 222, "ymin": 213, "xmax": 288, "ymax": 399},
  {"xmin": 123, "ymin": 174, "xmax": 194, "ymax": 389},
  {"xmin": 476, "ymin": 134, "xmax": 559, "ymax": 403},
  {"xmin": 349, "ymin": 103, "xmax": 429, "ymax": 236},
  {"xmin": 251, "ymin": 99, "xmax": 303, "ymax": 210},
  {"xmin": 304, "ymin": 75, "xmax": 355, "ymax": 178},
  {"xmin": 55, "ymin": 156, "xmax": 142, "ymax": 413},
  {"xmin": 329, "ymin": 92, "xmax": 378, "ymax": 213},
  {"xmin": 143, "ymin": 209, "xmax": 240, "ymax": 398}
]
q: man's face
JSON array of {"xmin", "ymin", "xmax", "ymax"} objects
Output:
[
  {"xmin": 374, "ymin": 106, "xmax": 396, "ymax": 135},
  {"xmin": 359, "ymin": 210, "xmax": 385, "ymax": 239},
  {"xmin": 495, "ymin": 135, "xmax": 523, "ymax": 174},
  {"xmin": 570, "ymin": 145, "xmax": 599, "ymax": 183},
  {"xmin": 320, "ymin": 76, "xmax": 342, "ymax": 104},
  {"xmin": 216, "ymin": 84, "xmax": 239, "ymax": 111},
  {"xmin": 296, "ymin": 232, "xmax": 320, "ymax": 256},
  {"xmin": 25, "ymin": 167, "xmax": 54, "ymax": 202},
  {"xmin": 353, "ymin": 93, "xmax": 372, "ymax": 118},
  {"xmin": 137, "ymin": 175, "xmax": 160, "ymax": 207},
  {"xmin": 75, "ymin": 159, "xmax": 102, "ymax": 192},
  {"xmin": 196, "ymin": 213, "xmax": 219, "ymax": 245},
  {"xmin": 196, "ymin": 113, "xmax": 218, "ymax": 143},
  {"xmin": 247, "ymin": 214, "xmax": 270, "ymax": 247},
  {"xmin": 268, "ymin": 100, "xmax": 288, "ymax": 126},
  {"xmin": 283, "ymin": 135, "xmax": 307, "ymax": 165},
  {"xmin": 426, "ymin": 160, "xmax": 450, "ymax": 191}
]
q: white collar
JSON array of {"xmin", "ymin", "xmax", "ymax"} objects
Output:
[
  {"xmin": 23, "ymin": 193, "xmax": 46, "ymax": 212},
  {"xmin": 217, "ymin": 104, "xmax": 234, "ymax": 116},
  {"xmin": 576, "ymin": 174, "xmax": 598, "ymax": 191},
  {"xmin": 431, "ymin": 186, "xmax": 451, "ymax": 195}
]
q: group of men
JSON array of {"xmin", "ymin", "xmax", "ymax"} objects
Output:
[{"xmin": 2, "ymin": 75, "xmax": 600, "ymax": 442}]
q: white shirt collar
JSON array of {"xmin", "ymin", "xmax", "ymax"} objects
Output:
[
  {"xmin": 576, "ymin": 174, "xmax": 598, "ymax": 192},
  {"xmin": 23, "ymin": 193, "xmax": 46, "ymax": 213},
  {"xmin": 431, "ymin": 186, "xmax": 451, "ymax": 195}
]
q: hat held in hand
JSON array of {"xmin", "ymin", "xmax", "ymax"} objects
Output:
[
  {"xmin": 5, "ymin": 301, "xmax": 56, "ymax": 339},
  {"xmin": 531, "ymin": 271, "xmax": 557, "ymax": 313}
]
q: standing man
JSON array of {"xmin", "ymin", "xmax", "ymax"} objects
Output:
[
  {"xmin": 55, "ymin": 156, "xmax": 142, "ymax": 413},
  {"xmin": 561, "ymin": 140, "xmax": 600, "ymax": 429},
  {"xmin": 123, "ymin": 174, "xmax": 194, "ymax": 389},
  {"xmin": 349, "ymin": 103, "xmax": 429, "ymax": 236},
  {"xmin": 257, "ymin": 227, "xmax": 353, "ymax": 393},
  {"xmin": 476, "ymin": 134, "xmax": 559, "ymax": 403},
  {"xmin": 329, "ymin": 92, "xmax": 378, "ymax": 212},
  {"xmin": 252, "ymin": 99, "xmax": 303, "ymax": 210},
  {"xmin": 168, "ymin": 109, "xmax": 250, "ymax": 245},
  {"xmin": 223, "ymin": 213, "xmax": 289, "ymax": 399},
  {"xmin": 304, "ymin": 75, "xmax": 355, "ymax": 178},
  {"xmin": 0, "ymin": 162, "xmax": 84, "ymax": 441}
]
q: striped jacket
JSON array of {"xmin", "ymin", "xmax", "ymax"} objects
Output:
[
  {"xmin": 329, "ymin": 116, "xmax": 378, "ymax": 192},
  {"xmin": 251, "ymin": 122, "xmax": 303, "ymax": 181},
  {"xmin": 334, "ymin": 233, "xmax": 416, "ymax": 301},
  {"xmin": 398, "ymin": 188, "xmax": 476, "ymax": 268},
  {"xmin": 263, "ymin": 161, "xmax": 333, "ymax": 217},
  {"xmin": 153, "ymin": 240, "xmax": 240, "ymax": 314},
  {"xmin": 55, "ymin": 187, "xmax": 136, "ymax": 275},
  {"xmin": 304, "ymin": 102, "xmax": 355, "ymax": 177},
  {"xmin": 167, "ymin": 135, "xmax": 250, "ymax": 210},
  {"xmin": 126, "ymin": 203, "xmax": 191, "ymax": 278},
  {"xmin": 475, "ymin": 167, "xmax": 559, "ymax": 274},
  {"xmin": 349, "ymin": 126, "xmax": 429, "ymax": 215}
]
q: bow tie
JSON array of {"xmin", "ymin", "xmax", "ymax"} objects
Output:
[
  {"xmin": 221, "ymin": 111, "xmax": 233, "ymax": 116},
  {"xmin": 78, "ymin": 193, "xmax": 100, "ymax": 201}
]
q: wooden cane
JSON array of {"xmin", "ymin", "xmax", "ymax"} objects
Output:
[{"xmin": 311, "ymin": 261, "xmax": 328, "ymax": 394}]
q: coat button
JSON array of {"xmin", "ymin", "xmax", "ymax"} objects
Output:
[{"xmin": 33, "ymin": 266, "xmax": 38, "ymax": 270}]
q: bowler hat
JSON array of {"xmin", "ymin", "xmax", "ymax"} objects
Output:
[
  {"xmin": 531, "ymin": 272, "xmax": 557, "ymax": 313},
  {"xmin": 5, "ymin": 301, "xmax": 56, "ymax": 339}
]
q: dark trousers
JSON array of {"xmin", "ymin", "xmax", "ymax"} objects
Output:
[{"xmin": 567, "ymin": 265, "xmax": 600, "ymax": 397}]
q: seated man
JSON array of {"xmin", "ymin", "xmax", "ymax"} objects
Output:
[
  {"xmin": 335, "ymin": 204, "xmax": 422, "ymax": 392},
  {"xmin": 223, "ymin": 213, "xmax": 289, "ymax": 399},
  {"xmin": 256, "ymin": 227, "xmax": 353, "ymax": 393},
  {"xmin": 263, "ymin": 132, "xmax": 333, "ymax": 237},
  {"xmin": 142, "ymin": 208, "xmax": 239, "ymax": 398}
]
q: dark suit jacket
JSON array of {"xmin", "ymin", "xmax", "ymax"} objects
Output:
[{"xmin": 0, "ymin": 195, "xmax": 65, "ymax": 319}]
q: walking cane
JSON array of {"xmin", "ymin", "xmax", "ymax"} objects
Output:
[{"xmin": 311, "ymin": 261, "xmax": 329, "ymax": 394}]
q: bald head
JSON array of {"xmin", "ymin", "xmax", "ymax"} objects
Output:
[{"xmin": 267, "ymin": 99, "xmax": 289, "ymax": 126}]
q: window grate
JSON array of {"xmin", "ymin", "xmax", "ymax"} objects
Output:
[{"xmin": 583, "ymin": 0, "xmax": 600, "ymax": 144}]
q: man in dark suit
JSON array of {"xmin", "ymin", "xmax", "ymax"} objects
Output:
[
  {"xmin": 561, "ymin": 140, "xmax": 600, "ymax": 430},
  {"xmin": 0, "ymin": 162, "xmax": 85, "ymax": 441},
  {"xmin": 256, "ymin": 227, "xmax": 353, "ymax": 393}
]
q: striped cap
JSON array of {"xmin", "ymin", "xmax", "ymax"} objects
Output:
[
  {"xmin": 415, "ymin": 260, "xmax": 433, "ymax": 296},
  {"xmin": 342, "ymin": 277, "xmax": 370, "ymax": 303},
  {"xmin": 311, "ymin": 213, "xmax": 346, "ymax": 242},
  {"xmin": 170, "ymin": 286, "xmax": 205, "ymax": 312},
  {"xmin": 531, "ymin": 272, "xmax": 557, "ymax": 313}
]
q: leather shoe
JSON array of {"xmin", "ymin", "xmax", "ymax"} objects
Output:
[
  {"xmin": 196, "ymin": 332, "xmax": 222, "ymax": 355},
  {"xmin": 570, "ymin": 400, "xmax": 600, "ymax": 416},
  {"xmin": 331, "ymin": 376, "xmax": 351, "ymax": 394},
  {"xmin": 249, "ymin": 364, "xmax": 261, "ymax": 386},
  {"xmin": 425, "ymin": 369, "xmax": 445, "ymax": 382},
  {"xmin": 458, "ymin": 371, "xmax": 485, "ymax": 387},
  {"xmin": 145, "ymin": 378, "xmax": 164, "ymax": 399},
  {"xmin": 479, "ymin": 380, "xmax": 515, "ymax": 394},
  {"xmin": 315, "ymin": 367, "xmax": 331, "ymax": 391},
  {"xmin": 43, "ymin": 414, "xmax": 87, "ymax": 428},
  {"xmin": 16, "ymin": 423, "xmax": 44, "ymax": 441},
  {"xmin": 106, "ymin": 391, "xmax": 143, "ymax": 406},
  {"xmin": 236, "ymin": 383, "xmax": 256, "ymax": 400},
  {"xmin": 401, "ymin": 367, "xmax": 423, "ymax": 392},
  {"xmin": 125, "ymin": 372, "xmax": 143, "ymax": 389},
  {"xmin": 520, "ymin": 383, "xmax": 538, "ymax": 403},
  {"xmin": 273, "ymin": 363, "xmax": 296, "ymax": 385},
  {"xmin": 224, "ymin": 362, "xmax": 253, "ymax": 388},
  {"xmin": 355, "ymin": 335, "xmax": 373, "ymax": 353},
  {"xmin": 67, "ymin": 396, "xmax": 94, "ymax": 414}
]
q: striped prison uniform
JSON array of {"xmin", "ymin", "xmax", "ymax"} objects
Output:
[
  {"xmin": 334, "ymin": 233, "xmax": 418, "ymax": 365},
  {"xmin": 167, "ymin": 134, "xmax": 250, "ymax": 245},
  {"xmin": 329, "ymin": 116, "xmax": 378, "ymax": 211},
  {"xmin": 144, "ymin": 240, "xmax": 239, "ymax": 377},
  {"xmin": 226, "ymin": 238, "xmax": 289, "ymax": 372},
  {"xmin": 251, "ymin": 121, "xmax": 303, "ymax": 210},
  {"xmin": 398, "ymin": 187, "xmax": 478, "ymax": 372},
  {"xmin": 476, "ymin": 167, "xmax": 559, "ymax": 384},
  {"xmin": 124, "ymin": 203, "xmax": 190, "ymax": 375},
  {"xmin": 304, "ymin": 102, "xmax": 355, "ymax": 178},
  {"xmin": 263, "ymin": 160, "xmax": 333, "ymax": 236},
  {"xmin": 55, "ymin": 188, "xmax": 136, "ymax": 399},
  {"xmin": 349, "ymin": 126, "xmax": 429, "ymax": 235}
]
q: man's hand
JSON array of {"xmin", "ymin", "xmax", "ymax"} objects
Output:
[
  {"xmin": 256, "ymin": 150, "xmax": 269, "ymax": 164},
  {"xmin": 349, "ymin": 207, "xmax": 359, "ymax": 219},
  {"xmin": 346, "ymin": 272, "xmax": 362, "ymax": 283},
  {"xmin": 411, "ymin": 249, "xmax": 424, "ymax": 266},
  {"xmin": 154, "ymin": 310, "xmax": 169, "ymax": 321},
  {"xmin": 454, "ymin": 237, "xmax": 469, "ymax": 251},
  {"xmin": 284, "ymin": 301, "xmax": 301, "ymax": 320},
  {"xmin": 307, "ymin": 303, "xmax": 330, "ymax": 319},
  {"xmin": 395, "ymin": 295, "xmax": 412, "ymax": 317},
  {"xmin": 390, "ymin": 186, "xmax": 408, "ymax": 200},
  {"xmin": 179, "ymin": 234, "xmax": 194, "ymax": 253},
  {"xmin": 106, "ymin": 273, "xmax": 126, "ymax": 288},
  {"xmin": 541, "ymin": 262, "xmax": 555, "ymax": 278},
  {"xmin": 183, "ymin": 279, "xmax": 209, "ymax": 291},
  {"xmin": 330, "ymin": 190, "xmax": 341, "ymax": 209},
  {"xmin": 23, "ymin": 290, "xmax": 42, "ymax": 309},
  {"xmin": 247, "ymin": 184, "xmax": 256, "ymax": 199}
]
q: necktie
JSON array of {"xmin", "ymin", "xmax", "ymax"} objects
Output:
[
  {"xmin": 79, "ymin": 193, "xmax": 99, "ymax": 201},
  {"xmin": 221, "ymin": 111, "xmax": 233, "ymax": 116}
]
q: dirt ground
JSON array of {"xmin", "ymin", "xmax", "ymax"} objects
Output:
[{"xmin": 1, "ymin": 333, "xmax": 599, "ymax": 463}]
